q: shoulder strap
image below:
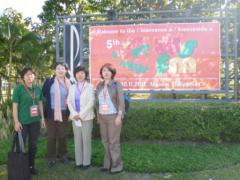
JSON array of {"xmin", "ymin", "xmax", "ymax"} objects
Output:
[
  {"xmin": 18, "ymin": 131, "xmax": 25, "ymax": 153},
  {"xmin": 11, "ymin": 131, "xmax": 25, "ymax": 153},
  {"xmin": 11, "ymin": 132, "xmax": 18, "ymax": 152}
]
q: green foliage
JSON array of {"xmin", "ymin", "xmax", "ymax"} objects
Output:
[
  {"xmin": 0, "ymin": 8, "xmax": 54, "ymax": 82},
  {"xmin": 38, "ymin": 0, "xmax": 114, "ymax": 23},
  {"xmin": 0, "ymin": 99, "xmax": 13, "ymax": 140},
  {"xmin": 2, "ymin": 98, "xmax": 240, "ymax": 144},
  {"xmin": 92, "ymin": 102, "xmax": 240, "ymax": 143}
]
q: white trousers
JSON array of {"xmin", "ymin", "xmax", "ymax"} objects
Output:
[{"xmin": 72, "ymin": 119, "xmax": 93, "ymax": 166}]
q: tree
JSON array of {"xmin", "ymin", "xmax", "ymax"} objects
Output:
[
  {"xmin": 38, "ymin": 0, "xmax": 115, "ymax": 23},
  {"xmin": 0, "ymin": 9, "xmax": 31, "ymax": 97},
  {"xmin": 0, "ymin": 8, "xmax": 54, "ymax": 99}
]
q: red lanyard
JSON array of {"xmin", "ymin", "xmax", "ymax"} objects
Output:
[
  {"xmin": 23, "ymin": 84, "xmax": 35, "ymax": 104},
  {"xmin": 103, "ymin": 85, "xmax": 108, "ymax": 102},
  {"xmin": 77, "ymin": 81, "xmax": 85, "ymax": 95}
]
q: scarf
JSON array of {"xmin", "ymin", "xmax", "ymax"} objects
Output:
[{"xmin": 53, "ymin": 77, "xmax": 71, "ymax": 122}]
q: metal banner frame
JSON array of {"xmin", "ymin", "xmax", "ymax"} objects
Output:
[{"xmin": 56, "ymin": 8, "xmax": 239, "ymax": 102}]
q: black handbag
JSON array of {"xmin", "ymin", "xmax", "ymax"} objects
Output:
[{"xmin": 7, "ymin": 131, "xmax": 30, "ymax": 180}]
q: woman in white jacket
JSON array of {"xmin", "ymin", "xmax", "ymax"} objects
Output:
[{"xmin": 67, "ymin": 66, "xmax": 95, "ymax": 169}]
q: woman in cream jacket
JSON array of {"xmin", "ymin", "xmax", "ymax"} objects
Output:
[{"xmin": 67, "ymin": 66, "xmax": 95, "ymax": 169}]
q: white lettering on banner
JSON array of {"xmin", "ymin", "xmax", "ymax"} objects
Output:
[
  {"xmin": 106, "ymin": 39, "xmax": 120, "ymax": 49},
  {"xmin": 96, "ymin": 29, "xmax": 119, "ymax": 34},
  {"xmin": 172, "ymin": 81, "xmax": 204, "ymax": 88},
  {"xmin": 121, "ymin": 81, "xmax": 147, "ymax": 87}
]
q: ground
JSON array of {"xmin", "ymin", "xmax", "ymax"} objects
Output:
[{"xmin": 1, "ymin": 158, "xmax": 240, "ymax": 180}]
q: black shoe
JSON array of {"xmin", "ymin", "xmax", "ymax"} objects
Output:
[
  {"xmin": 74, "ymin": 165, "xmax": 83, "ymax": 169},
  {"xmin": 29, "ymin": 166, "xmax": 38, "ymax": 175},
  {"xmin": 61, "ymin": 156, "xmax": 69, "ymax": 164},
  {"xmin": 56, "ymin": 154, "xmax": 60, "ymax": 160},
  {"xmin": 48, "ymin": 160, "xmax": 56, "ymax": 168},
  {"xmin": 100, "ymin": 167, "xmax": 109, "ymax": 172},
  {"xmin": 82, "ymin": 165, "xmax": 90, "ymax": 170},
  {"xmin": 110, "ymin": 170, "xmax": 123, "ymax": 175}
]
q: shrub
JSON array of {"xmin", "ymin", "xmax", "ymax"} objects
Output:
[
  {"xmin": 0, "ymin": 99, "xmax": 13, "ymax": 140},
  {"xmin": 92, "ymin": 102, "xmax": 240, "ymax": 143}
]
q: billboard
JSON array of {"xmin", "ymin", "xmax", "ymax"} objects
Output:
[{"xmin": 89, "ymin": 22, "xmax": 221, "ymax": 90}]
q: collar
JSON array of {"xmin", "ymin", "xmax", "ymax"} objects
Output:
[{"xmin": 101, "ymin": 80, "xmax": 115, "ymax": 87}]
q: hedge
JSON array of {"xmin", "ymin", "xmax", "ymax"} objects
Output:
[
  {"xmin": 92, "ymin": 102, "xmax": 240, "ymax": 143},
  {"xmin": 2, "ymin": 100, "xmax": 240, "ymax": 143}
]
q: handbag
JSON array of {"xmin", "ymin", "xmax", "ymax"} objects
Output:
[{"xmin": 7, "ymin": 131, "xmax": 30, "ymax": 180}]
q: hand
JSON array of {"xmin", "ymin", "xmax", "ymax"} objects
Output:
[
  {"xmin": 115, "ymin": 115, "xmax": 122, "ymax": 126},
  {"xmin": 41, "ymin": 119, "xmax": 46, "ymax": 128},
  {"xmin": 73, "ymin": 115, "xmax": 81, "ymax": 121},
  {"xmin": 14, "ymin": 121, "xmax": 22, "ymax": 132}
]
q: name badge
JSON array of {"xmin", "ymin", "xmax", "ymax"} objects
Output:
[
  {"xmin": 30, "ymin": 105, "xmax": 39, "ymax": 117},
  {"xmin": 101, "ymin": 104, "xmax": 109, "ymax": 113}
]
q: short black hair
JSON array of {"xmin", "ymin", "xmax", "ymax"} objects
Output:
[
  {"xmin": 54, "ymin": 62, "xmax": 69, "ymax": 70},
  {"xmin": 99, "ymin": 63, "xmax": 116, "ymax": 79},
  {"xmin": 74, "ymin": 66, "xmax": 88, "ymax": 80},
  {"xmin": 20, "ymin": 67, "xmax": 35, "ymax": 79}
]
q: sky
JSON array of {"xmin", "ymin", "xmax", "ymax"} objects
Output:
[{"xmin": 0, "ymin": 0, "xmax": 46, "ymax": 22}]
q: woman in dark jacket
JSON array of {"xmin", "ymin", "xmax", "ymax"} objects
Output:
[{"xmin": 42, "ymin": 62, "xmax": 71, "ymax": 167}]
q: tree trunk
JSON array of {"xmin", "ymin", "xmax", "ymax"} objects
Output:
[
  {"xmin": 0, "ymin": 77, "xmax": 2, "ymax": 103},
  {"xmin": 7, "ymin": 46, "xmax": 12, "ymax": 99},
  {"xmin": 7, "ymin": 82, "xmax": 11, "ymax": 100}
]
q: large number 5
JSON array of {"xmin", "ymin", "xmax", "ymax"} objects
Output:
[{"xmin": 106, "ymin": 40, "xmax": 112, "ymax": 49}]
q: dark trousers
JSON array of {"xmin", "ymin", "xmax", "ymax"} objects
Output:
[
  {"xmin": 22, "ymin": 121, "xmax": 40, "ymax": 167},
  {"xmin": 46, "ymin": 110, "xmax": 69, "ymax": 161}
]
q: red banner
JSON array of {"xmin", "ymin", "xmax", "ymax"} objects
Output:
[{"xmin": 89, "ymin": 22, "xmax": 221, "ymax": 90}]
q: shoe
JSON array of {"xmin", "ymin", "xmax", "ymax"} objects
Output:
[
  {"xmin": 48, "ymin": 160, "xmax": 56, "ymax": 168},
  {"xmin": 82, "ymin": 165, "xmax": 91, "ymax": 170},
  {"xmin": 56, "ymin": 154, "xmax": 60, "ymax": 160},
  {"xmin": 61, "ymin": 156, "xmax": 69, "ymax": 164},
  {"xmin": 110, "ymin": 170, "xmax": 123, "ymax": 175},
  {"xmin": 29, "ymin": 166, "xmax": 38, "ymax": 175},
  {"xmin": 100, "ymin": 167, "xmax": 109, "ymax": 172},
  {"xmin": 74, "ymin": 165, "xmax": 83, "ymax": 169}
]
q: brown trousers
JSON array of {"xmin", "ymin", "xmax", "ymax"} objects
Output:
[
  {"xmin": 46, "ymin": 110, "xmax": 69, "ymax": 161},
  {"xmin": 99, "ymin": 114, "xmax": 123, "ymax": 172}
]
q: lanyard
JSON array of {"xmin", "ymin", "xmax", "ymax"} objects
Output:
[
  {"xmin": 76, "ymin": 81, "xmax": 85, "ymax": 95},
  {"xmin": 103, "ymin": 85, "xmax": 108, "ymax": 103},
  {"xmin": 23, "ymin": 84, "xmax": 35, "ymax": 104}
]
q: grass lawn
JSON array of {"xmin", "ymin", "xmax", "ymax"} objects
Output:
[
  {"xmin": 1, "ymin": 159, "xmax": 240, "ymax": 180},
  {"xmin": 1, "ymin": 137, "xmax": 240, "ymax": 179}
]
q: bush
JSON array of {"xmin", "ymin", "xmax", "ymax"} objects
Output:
[
  {"xmin": 0, "ymin": 99, "xmax": 13, "ymax": 140},
  {"xmin": 2, "ymin": 100, "xmax": 240, "ymax": 143},
  {"xmin": 92, "ymin": 102, "xmax": 240, "ymax": 143}
]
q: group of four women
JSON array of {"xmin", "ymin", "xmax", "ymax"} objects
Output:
[{"xmin": 12, "ymin": 62, "xmax": 125, "ymax": 175}]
